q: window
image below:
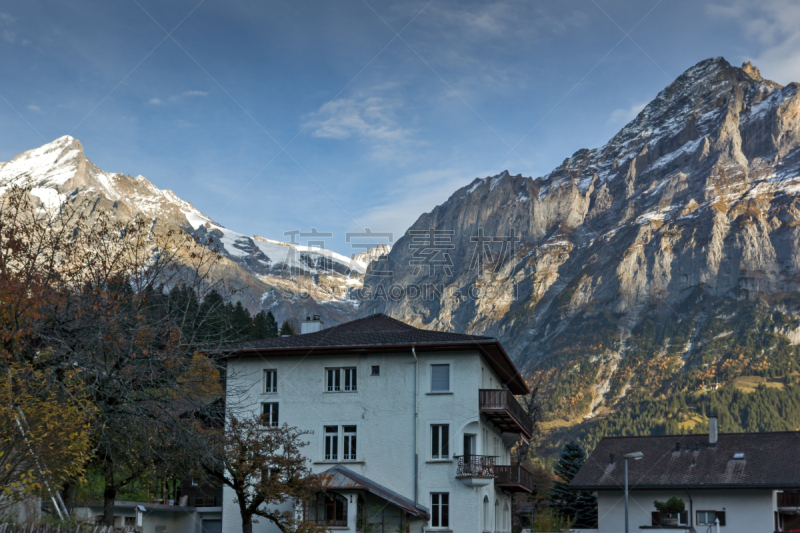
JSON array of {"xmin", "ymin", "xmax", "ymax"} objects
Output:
[
  {"xmin": 504, "ymin": 502, "xmax": 510, "ymax": 531},
  {"xmin": 371, "ymin": 365, "xmax": 380, "ymax": 376},
  {"xmin": 483, "ymin": 496, "xmax": 490, "ymax": 532},
  {"xmin": 431, "ymin": 424, "xmax": 449, "ymax": 459},
  {"xmin": 431, "ymin": 364, "xmax": 450, "ymax": 392},
  {"xmin": 124, "ymin": 517, "xmax": 135, "ymax": 527},
  {"xmin": 431, "ymin": 493, "xmax": 449, "ymax": 528},
  {"xmin": 324, "ymin": 426, "xmax": 338, "ymax": 460},
  {"xmin": 343, "ymin": 426, "xmax": 357, "ymax": 460},
  {"xmin": 261, "ymin": 402, "xmax": 279, "ymax": 427},
  {"xmin": 697, "ymin": 511, "xmax": 725, "ymax": 526},
  {"xmin": 263, "ymin": 369, "xmax": 277, "ymax": 393},
  {"xmin": 305, "ymin": 493, "xmax": 347, "ymax": 527},
  {"xmin": 495, "ymin": 500, "xmax": 499, "ymax": 532},
  {"xmin": 327, "ymin": 368, "xmax": 357, "ymax": 392}
]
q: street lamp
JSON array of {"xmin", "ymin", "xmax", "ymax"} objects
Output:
[{"xmin": 624, "ymin": 452, "xmax": 643, "ymax": 533}]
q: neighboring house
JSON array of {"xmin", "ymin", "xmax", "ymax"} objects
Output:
[
  {"xmin": 73, "ymin": 501, "xmax": 222, "ymax": 533},
  {"xmin": 570, "ymin": 419, "xmax": 800, "ymax": 532},
  {"xmin": 222, "ymin": 314, "xmax": 535, "ymax": 533}
]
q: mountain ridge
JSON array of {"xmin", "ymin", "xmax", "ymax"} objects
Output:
[
  {"xmin": 359, "ymin": 56, "xmax": 800, "ymax": 430},
  {"xmin": 0, "ymin": 135, "xmax": 380, "ymax": 326}
]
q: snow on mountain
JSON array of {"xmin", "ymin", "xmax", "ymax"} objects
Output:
[
  {"xmin": 362, "ymin": 57, "xmax": 800, "ymax": 421},
  {"xmin": 353, "ymin": 244, "xmax": 392, "ymax": 265},
  {"xmin": 0, "ymin": 135, "xmax": 384, "ymax": 324}
]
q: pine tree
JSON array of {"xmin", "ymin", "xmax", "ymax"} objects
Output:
[
  {"xmin": 251, "ymin": 311, "xmax": 278, "ymax": 340},
  {"xmin": 279, "ymin": 320, "xmax": 294, "ymax": 336},
  {"xmin": 547, "ymin": 441, "xmax": 597, "ymax": 528},
  {"xmin": 232, "ymin": 301, "xmax": 252, "ymax": 339},
  {"xmin": 264, "ymin": 311, "xmax": 278, "ymax": 338}
]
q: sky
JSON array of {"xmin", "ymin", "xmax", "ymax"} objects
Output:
[{"xmin": 2, "ymin": 0, "xmax": 800, "ymax": 254}]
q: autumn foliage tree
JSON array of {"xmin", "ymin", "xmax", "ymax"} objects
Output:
[
  {"xmin": 205, "ymin": 414, "xmax": 323, "ymax": 533},
  {"xmin": 0, "ymin": 186, "xmax": 231, "ymax": 523}
]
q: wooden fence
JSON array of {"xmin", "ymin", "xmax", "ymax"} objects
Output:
[{"xmin": 0, "ymin": 524, "xmax": 141, "ymax": 533}]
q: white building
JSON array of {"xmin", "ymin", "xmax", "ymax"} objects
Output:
[
  {"xmin": 73, "ymin": 501, "xmax": 222, "ymax": 533},
  {"xmin": 222, "ymin": 314, "xmax": 535, "ymax": 533},
  {"xmin": 570, "ymin": 419, "xmax": 800, "ymax": 532}
]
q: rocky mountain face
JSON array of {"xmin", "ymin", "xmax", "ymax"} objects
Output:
[
  {"xmin": 0, "ymin": 136, "xmax": 380, "ymax": 325},
  {"xmin": 361, "ymin": 57, "xmax": 800, "ymax": 424}
]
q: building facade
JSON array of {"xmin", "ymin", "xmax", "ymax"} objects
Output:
[
  {"xmin": 222, "ymin": 314, "xmax": 535, "ymax": 533},
  {"xmin": 570, "ymin": 421, "xmax": 800, "ymax": 532}
]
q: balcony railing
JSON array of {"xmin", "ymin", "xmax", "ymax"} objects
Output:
[
  {"xmin": 494, "ymin": 465, "xmax": 535, "ymax": 493},
  {"xmin": 455, "ymin": 455, "xmax": 496, "ymax": 477},
  {"xmin": 479, "ymin": 389, "xmax": 534, "ymax": 438}
]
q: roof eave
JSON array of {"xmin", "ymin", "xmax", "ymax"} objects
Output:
[
  {"xmin": 224, "ymin": 339, "xmax": 529, "ymax": 395},
  {"xmin": 570, "ymin": 483, "xmax": 800, "ymax": 491}
]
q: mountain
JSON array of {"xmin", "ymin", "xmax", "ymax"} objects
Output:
[
  {"xmin": 0, "ymin": 135, "xmax": 378, "ymax": 325},
  {"xmin": 360, "ymin": 57, "xmax": 800, "ymax": 441}
]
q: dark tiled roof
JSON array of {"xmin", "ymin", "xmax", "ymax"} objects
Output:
[
  {"xmin": 220, "ymin": 314, "xmax": 529, "ymax": 394},
  {"xmin": 320, "ymin": 465, "xmax": 430, "ymax": 519},
  {"xmin": 224, "ymin": 314, "xmax": 493, "ymax": 350},
  {"xmin": 570, "ymin": 431, "xmax": 800, "ymax": 490}
]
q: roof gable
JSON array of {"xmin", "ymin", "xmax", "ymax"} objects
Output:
[{"xmin": 320, "ymin": 465, "xmax": 430, "ymax": 519}]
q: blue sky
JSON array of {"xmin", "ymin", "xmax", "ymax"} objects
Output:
[{"xmin": 2, "ymin": 0, "xmax": 799, "ymax": 254}]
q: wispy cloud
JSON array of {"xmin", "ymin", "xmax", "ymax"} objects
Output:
[
  {"xmin": 26, "ymin": 104, "xmax": 42, "ymax": 113},
  {"xmin": 607, "ymin": 102, "xmax": 646, "ymax": 126},
  {"xmin": 360, "ymin": 168, "xmax": 473, "ymax": 237},
  {"xmin": 707, "ymin": 0, "xmax": 800, "ymax": 84},
  {"xmin": 146, "ymin": 90, "xmax": 209, "ymax": 106},
  {"xmin": 308, "ymin": 93, "xmax": 418, "ymax": 161},
  {"xmin": 1, "ymin": 12, "xmax": 16, "ymax": 43},
  {"xmin": 311, "ymin": 96, "xmax": 411, "ymax": 141}
]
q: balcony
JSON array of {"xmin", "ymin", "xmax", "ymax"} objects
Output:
[
  {"xmin": 455, "ymin": 455, "xmax": 496, "ymax": 487},
  {"xmin": 479, "ymin": 389, "xmax": 534, "ymax": 439},
  {"xmin": 494, "ymin": 465, "xmax": 535, "ymax": 493}
]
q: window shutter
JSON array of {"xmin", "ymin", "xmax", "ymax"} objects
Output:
[
  {"xmin": 651, "ymin": 512, "xmax": 660, "ymax": 526},
  {"xmin": 717, "ymin": 511, "xmax": 726, "ymax": 526},
  {"xmin": 431, "ymin": 364, "xmax": 450, "ymax": 391}
]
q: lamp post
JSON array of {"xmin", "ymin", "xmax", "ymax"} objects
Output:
[{"xmin": 624, "ymin": 452, "xmax": 643, "ymax": 533}]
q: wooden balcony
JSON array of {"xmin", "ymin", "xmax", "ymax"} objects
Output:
[
  {"xmin": 779, "ymin": 491, "xmax": 800, "ymax": 508},
  {"xmin": 479, "ymin": 389, "xmax": 534, "ymax": 439},
  {"xmin": 494, "ymin": 464, "xmax": 535, "ymax": 493}
]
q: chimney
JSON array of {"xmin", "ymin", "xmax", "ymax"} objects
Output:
[
  {"xmin": 300, "ymin": 315, "xmax": 324, "ymax": 334},
  {"xmin": 709, "ymin": 416, "xmax": 718, "ymax": 447}
]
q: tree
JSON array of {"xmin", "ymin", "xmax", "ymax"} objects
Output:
[
  {"xmin": 279, "ymin": 320, "xmax": 295, "ymax": 336},
  {"xmin": 547, "ymin": 441, "xmax": 597, "ymax": 528},
  {"xmin": 252, "ymin": 311, "xmax": 278, "ymax": 340},
  {"xmin": 0, "ymin": 186, "xmax": 228, "ymax": 523},
  {"xmin": 205, "ymin": 414, "xmax": 322, "ymax": 533},
  {"xmin": 0, "ymin": 363, "xmax": 96, "ymax": 514}
]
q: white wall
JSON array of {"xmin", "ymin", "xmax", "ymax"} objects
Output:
[
  {"xmin": 596, "ymin": 489, "xmax": 774, "ymax": 533},
  {"xmin": 224, "ymin": 349, "xmax": 516, "ymax": 533}
]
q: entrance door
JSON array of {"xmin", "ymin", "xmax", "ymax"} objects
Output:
[{"xmin": 202, "ymin": 520, "xmax": 221, "ymax": 533}]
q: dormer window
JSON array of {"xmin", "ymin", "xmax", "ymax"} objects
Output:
[{"xmin": 733, "ymin": 452, "xmax": 745, "ymax": 460}]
